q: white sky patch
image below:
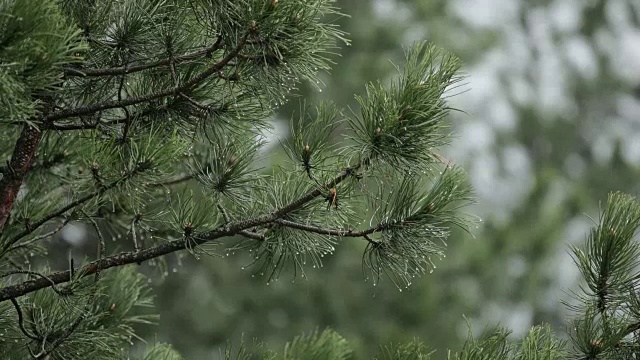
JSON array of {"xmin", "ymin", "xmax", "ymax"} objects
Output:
[
  {"xmin": 549, "ymin": 0, "xmax": 583, "ymax": 34},
  {"xmin": 590, "ymin": 129, "xmax": 616, "ymax": 165},
  {"xmin": 488, "ymin": 96, "xmax": 517, "ymax": 132},
  {"xmin": 508, "ymin": 75, "xmax": 535, "ymax": 106},
  {"xmin": 605, "ymin": 0, "xmax": 634, "ymax": 33},
  {"xmin": 611, "ymin": 30, "xmax": 640, "ymax": 84},
  {"xmin": 450, "ymin": 0, "xmax": 521, "ymax": 30},
  {"xmin": 457, "ymin": 121, "xmax": 495, "ymax": 154},
  {"xmin": 61, "ymin": 222, "xmax": 87, "ymax": 247},
  {"xmin": 622, "ymin": 132, "xmax": 640, "ymax": 165},
  {"xmin": 562, "ymin": 35, "xmax": 598, "ymax": 80},
  {"xmin": 256, "ymin": 119, "xmax": 288, "ymax": 155},
  {"xmin": 373, "ymin": 0, "xmax": 412, "ymax": 21}
]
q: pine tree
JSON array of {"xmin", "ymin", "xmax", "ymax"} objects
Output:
[
  {"xmin": 0, "ymin": 1, "xmax": 473, "ymax": 358},
  {"xmin": 2, "ymin": 1, "xmax": 639, "ymax": 359}
]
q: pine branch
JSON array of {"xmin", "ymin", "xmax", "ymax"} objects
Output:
[
  {"xmin": 63, "ymin": 37, "xmax": 223, "ymax": 78},
  {"xmin": 0, "ymin": 269, "xmax": 67, "ymax": 296},
  {"xmin": 45, "ymin": 33, "xmax": 249, "ymax": 123},
  {"xmin": 0, "ymin": 162, "xmax": 362, "ymax": 301}
]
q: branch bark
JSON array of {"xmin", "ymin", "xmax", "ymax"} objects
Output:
[{"xmin": 0, "ymin": 124, "xmax": 43, "ymax": 233}]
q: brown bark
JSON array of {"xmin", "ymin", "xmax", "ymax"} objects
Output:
[{"xmin": 0, "ymin": 125, "xmax": 43, "ymax": 233}]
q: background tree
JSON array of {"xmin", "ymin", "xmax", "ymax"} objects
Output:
[{"xmin": 0, "ymin": 0, "xmax": 474, "ymax": 358}]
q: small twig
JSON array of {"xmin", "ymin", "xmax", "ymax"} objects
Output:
[
  {"xmin": 149, "ymin": 174, "xmax": 194, "ymax": 187},
  {"xmin": 130, "ymin": 217, "xmax": 139, "ymax": 251},
  {"xmin": 363, "ymin": 235, "xmax": 376, "ymax": 245},
  {"xmin": 34, "ymin": 313, "xmax": 83, "ymax": 359},
  {"xmin": 7, "ymin": 217, "xmax": 71, "ymax": 252},
  {"xmin": 82, "ymin": 211, "xmax": 105, "ymax": 282},
  {"xmin": 10, "ymin": 298, "xmax": 39, "ymax": 341},
  {"xmin": 2, "ymin": 171, "xmax": 134, "ymax": 252},
  {"xmin": 274, "ymin": 218, "xmax": 379, "ymax": 239},
  {"xmin": 118, "ymin": 64, "xmax": 133, "ymax": 141},
  {"xmin": 179, "ymin": 93, "xmax": 210, "ymax": 112},
  {"xmin": 217, "ymin": 204, "xmax": 232, "ymax": 223},
  {"xmin": 63, "ymin": 37, "xmax": 223, "ymax": 78},
  {"xmin": 46, "ymin": 33, "xmax": 248, "ymax": 122},
  {"xmin": 29, "ymin": 213, "xmax": 108, "ymax": 359}
]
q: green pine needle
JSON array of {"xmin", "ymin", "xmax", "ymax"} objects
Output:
[
  {"xmin": 570, "ymin": 192, "xmax": 640, "ymax": 312},
  {"xmin": 349, "ymin": 41, "xmax": 463, "ymax": 169},
  {"xmin": 281, "ymin": 328, "xmax": 352, "ymax": 360},
  {"xmin": 364, "ymin": 166, "xmax": 475, "ymax": 289}
]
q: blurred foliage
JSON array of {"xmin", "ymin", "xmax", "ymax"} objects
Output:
[{"xmin": 145, "ymin": 0, "xmax": 640, "ymax": 359}]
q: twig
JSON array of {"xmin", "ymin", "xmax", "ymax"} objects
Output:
[
  {"xmin": 2, "ymin": 172, "xmax": 134, "ymax": 253},
  {"xmin": 30, "ymin": 213, "xmax": 108, "ymax": 359},
  {"xmin": 82, "ymin": 211, "xmax": 105, "ymax": 282},
  {"xmin": 46, "ymin": 34, "xmax": 248, "ymax": 123},
  {"xmin": 130, "ymin": 217, "xmax": 139, "ymax": 252},
  {"xmin": 117, "ymin": 62, "xmax": 133, "ymax": 141},
  {"xmin": 7, "ymin": 217, "xmax": 71, "ymax": 253},
  {"xmin": 149, "ymin": 174, "xmax": 194, "ymax": 187},
  {"xmin": 63, "ymin": 37, "xmax": 223, "ymax": 78},
  {"xmin": 34, "ymin": 315, "xmax": 82, "ymax": 359},
  {"xmin": 274, "ymin": 218, "xmax": 379, "ymax": 239},
  {"xmin": 10, "ymin": 298, "xmax": 39, "ymax": 341}
]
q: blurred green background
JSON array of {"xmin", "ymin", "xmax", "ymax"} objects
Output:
[{"xmin": 141, "ymin": 0, "xmax": 640, "ymax": 358}]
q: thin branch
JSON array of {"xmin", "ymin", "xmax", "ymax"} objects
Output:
[
  {"xmin": 274, "ymin": 218, "xmax": 379, "ymax": 239},
  {"xmin": 130, "ymin": 217, "xmax": 139, "ymax": 252},
  {"xmin": 46, "ymin": 34, "xmax": 248, "ymax": 123},
  {"xmin": 10, "ymin": 298, "xmax": 39, "ymax": 341},
  {"xmin": 117, "ymin": 62, "xmax": 133, "ymax": 141},
  {"xmin": 34, "ymin": 315, "xmax": 83, "ymax": 359},
  {"xmin": 82, "ymin": 212, "xmax": 105, "ymax": 282},
  {"xmin": 149, "ymin": 174, "xmax": 194, "ymax": 187},
  {"xmin": 0, "ymin": 161, "xmax": 362, "ymax": 301},
  {"xmin": 63, "ymin": 37, "xmax": 223, "ymax": 78},
  {"xmin": 50, "ymin": 105, "xmax": 163, "ymax": 131},
  {"xmin": 2, "ymin": 173, "xmax": 133, "ymax": 253},
  {"xmin": 7, "ymin": 217, "xmax": 71, "ymax": 252}
]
